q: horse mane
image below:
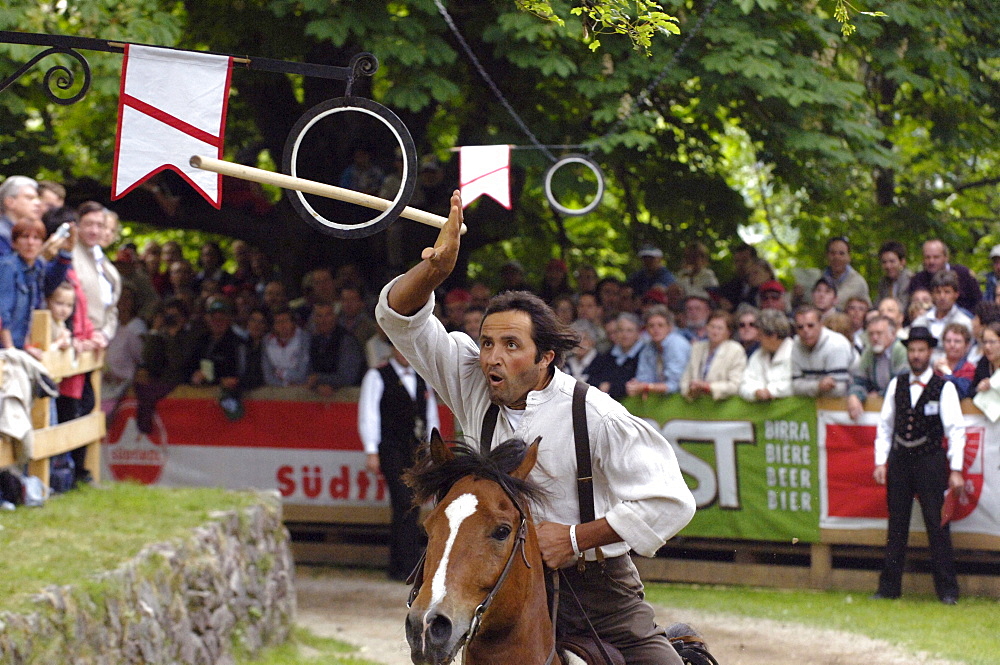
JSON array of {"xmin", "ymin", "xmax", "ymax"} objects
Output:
[{"xmin": 403, "ymin": 438, "xmax": 548, "ymax": 510}]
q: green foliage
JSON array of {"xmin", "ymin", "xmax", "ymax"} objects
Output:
[
  {"xmin": 833, "ymin": 0, "xmax": 888, "ymax": 38},
  {"xmin": 0, "ymin": 0, "xmax": 184, "ymax": 179},
  {"xmin": 2, "ymin": 0, "xmax": 999, "ymax": 290},
  {"xmin": 517, "ymin": 0, "xmax": 679, "ymax": 54}
]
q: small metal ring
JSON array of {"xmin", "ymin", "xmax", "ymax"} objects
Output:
[
  {"xmin": 282, "ymin": 96, "xmax": 417, "ymax": 238},
  {"xmin": 543, "ymin": 153, "xmax": 605, "ymax": 216}
]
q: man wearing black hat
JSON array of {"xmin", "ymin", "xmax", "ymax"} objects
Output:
[{"xmin": 871, "ymin": 326, "xmax": 966, "ymax": 604}]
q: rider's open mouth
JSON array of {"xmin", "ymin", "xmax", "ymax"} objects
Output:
[{"xmin": 488, "ymin": 372, "xmax": 504, "ymax": 385}]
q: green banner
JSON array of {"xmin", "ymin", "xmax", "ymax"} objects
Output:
[{"xmin": 625, "ymin": 395, "xmax": 820, "ymax": 543}]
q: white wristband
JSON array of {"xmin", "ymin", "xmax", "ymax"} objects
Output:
[{"xmin": 569, "ymin": 524, "xmax": 582, "ymax": 558}]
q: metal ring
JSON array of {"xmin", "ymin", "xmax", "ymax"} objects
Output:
[
  {"xmin": 282, "ymin": 96, "xmax": 417, "ymax": 238},
  {"xmin": 543, "ymin": 153, "xmax": 605, "ymax": 216}
]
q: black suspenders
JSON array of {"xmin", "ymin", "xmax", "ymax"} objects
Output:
[
  {"xmin": 479, "ymin": 380, "xmax": 594, "ymax": 521},
  {"xmin": 479, "ymin": 403, "xmax": 500, "ymax": 455},
  {"xmin": 571, "ymin": 380, "xmax": 595, "ymax": 523}
]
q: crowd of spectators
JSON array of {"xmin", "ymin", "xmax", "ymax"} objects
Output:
[
  {"xmin": 6, "ymin": 170, "xmax": 1000, "ymax": 497},
  {"xmin": 0, "ymin": 176, "xmax": 385, "ymax": 493},
  {"xmin": 433, "ymin": 236, "xmax": 1000, "ymax": 416}
]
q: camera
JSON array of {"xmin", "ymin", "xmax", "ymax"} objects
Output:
[{"xmin": 52, "ymin": 222, "xmax": 71, "ymax": 242}]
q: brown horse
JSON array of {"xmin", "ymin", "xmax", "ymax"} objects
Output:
[{"xmin": 403, "ymin": 432, "xmax": 560, "ymax": 665}]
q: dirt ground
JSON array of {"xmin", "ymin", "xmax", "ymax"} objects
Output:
[{"xmin": 294, "ymin": 566, "xmax": 958, "ymax": 665}]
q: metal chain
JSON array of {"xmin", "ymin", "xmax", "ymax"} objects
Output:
[
  {"xmin": 433, "ymin": 0, "xmax": 558, "ymax": 163},
  {"xmin": 433, "ymin": 0, "xmax": 720, "ymax": 157}
]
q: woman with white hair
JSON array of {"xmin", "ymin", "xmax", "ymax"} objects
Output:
[
  {"xmin": 0, "ymin": 176, "xmax": 42, "ymax": 256},
  {"xmin": 740, "ymin": 309, "xmax": 794, "ymax": 401},
  {"xmin": 564, "ymin": 318, "xmax": 599, "ymax": 382}
]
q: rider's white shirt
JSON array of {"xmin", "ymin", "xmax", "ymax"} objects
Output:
[{"xmin": 376, "ymin": 278, "xmax": 696, "ymax": 560}]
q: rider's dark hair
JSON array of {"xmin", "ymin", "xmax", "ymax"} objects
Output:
[{"xmin": 484, "ymin": 290, "xmax": 580, "ymax": 369}]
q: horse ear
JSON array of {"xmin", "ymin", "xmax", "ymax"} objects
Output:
[
  {"xmin": 512, "ymin": 436, "xmax": 541, "ymax": 480},
  {"xmin": 429, "ymin": 429, "xmax": 454, "ymax": 465}
]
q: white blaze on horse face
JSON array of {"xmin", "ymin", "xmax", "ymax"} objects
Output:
[{"xmin": 430, "ymin": 492, "xmax": 479, "ymax": 607}]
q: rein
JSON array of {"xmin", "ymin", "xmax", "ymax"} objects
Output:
[
  {"xmin": 407, "ymin": 494, "xmax": 558, "ymax": 665},
  {"xmin": 466, "ymin": 516, "xmax": 531, "ymax": 642}
]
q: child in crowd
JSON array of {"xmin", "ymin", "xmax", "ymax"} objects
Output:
[
  {"xmin": 46, "ymin": 281, "xmax": 74, "ymax": 353},
  {"xmin": 46, "ymin": 282, "xmax": 88, "ymax": 491},
  {"xmin": 49, "ymin": 279, "xmax": 98, "ymax": 425}
]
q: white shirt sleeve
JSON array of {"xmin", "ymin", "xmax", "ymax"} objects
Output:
[
  {"xmin": 594, "ymin": 408, "xmax": 696, "ymax": 557},
  {"xmin": 874, "ymin": 375, "xmax": 965, "ymax": 471},
  {"xmin": 767, "ymin": 339, "xmax": 795, "ymax": 399},
  {"xmin": 939, "ymin": 380, "xmax": 966, "ymax": 471},
  {"xmin": 425, "ymin": 387, "xmax": 440, "ymax": 435},
  {"xmin": 357, "ymin": 368, "xmax": 384, "ymax": 454},
  {"xmin": 739, "ymin": 349, "xmax": 766, "ymax": 400},
  {"xmin": 376, "ymin": 277, "xmax": 493, "ymax": 435},
  {"xmin": 874, "ymin": 377, "xmax": 898, "ymax": 466}
]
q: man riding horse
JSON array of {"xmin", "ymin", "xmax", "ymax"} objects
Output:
[{"xmin": 376, "ymin": 191, "xmax": 705, "ymax": 665}]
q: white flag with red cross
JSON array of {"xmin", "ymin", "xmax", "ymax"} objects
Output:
[
  {"xmin": 459, "ymin": 145, "xmax": 511, "ymax": 209},
  {"xmin": 111, "ymin": 44, "xmax": 233, "ymax": 208}
]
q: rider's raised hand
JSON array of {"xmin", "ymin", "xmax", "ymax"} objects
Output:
[{"xmin": 421, "ymin": 190, "xmax": 463, "ymax": 278}]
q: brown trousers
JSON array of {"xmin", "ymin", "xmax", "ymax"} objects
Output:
[{"xmin": 551, "ymin": 555, "xmax": 683, "ymax": 665}]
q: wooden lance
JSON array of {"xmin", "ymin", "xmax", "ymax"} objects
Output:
[{"xmin": 189, "ymin": 155, "xmax": 467, "ymax": 234}]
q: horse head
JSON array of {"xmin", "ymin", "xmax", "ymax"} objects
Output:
[{"xmin": 403, "ymin": 430, "xmax": 552, "ymax": 665}]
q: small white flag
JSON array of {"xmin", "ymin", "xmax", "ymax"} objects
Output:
[
  {"xmin": 111, "ymin": 45, "xmax": 233, "ymax": 208},
  {"xmin": 460, "ymin": 145, "xmax": 511, "ymax": 209}
]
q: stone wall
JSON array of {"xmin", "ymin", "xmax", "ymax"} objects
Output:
[{"xmin": 0, "ymin": 493, "xmax": 295, "ymax": 665}]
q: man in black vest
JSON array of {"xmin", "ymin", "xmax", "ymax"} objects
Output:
[
  {"xmin": 358, "ymin": 344, "xmax": 439, "ymax": 580},
  {"xmin": 871, "ymin": 326, "xmax": 967, "ymax": 604}
]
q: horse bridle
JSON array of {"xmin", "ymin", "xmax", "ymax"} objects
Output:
[{"xmin": 407, "ymin": 493, "xmax": 556, "ymax": 665}]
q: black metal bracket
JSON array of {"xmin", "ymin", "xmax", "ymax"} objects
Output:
[{"xmin": 0, "ymin": 31, "xmax": 377, "ymax": 104}]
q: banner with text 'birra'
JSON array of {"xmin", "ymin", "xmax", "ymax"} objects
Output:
[{"xmin": 625, "ymin": 395, "xmax": 819, "ymax": 543}]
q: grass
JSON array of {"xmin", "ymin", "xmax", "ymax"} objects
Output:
[
  {"xmin": 0, "ymin": 482, "xmax": 259, "ymax": 614},
  {"xmin": 238, "ymin": 580, "xmax": 1000, "ymax": 665},
  {"xmin": 645, "ymin": 582, "xmax": 1000, "ymax": 665},
  {"xmin": 4, "ymin": 486, "xmax": 996, "ymax": 664},
  {"xmin": 236, "ymin": 627, "xmax": 382, "ymax": 665}
]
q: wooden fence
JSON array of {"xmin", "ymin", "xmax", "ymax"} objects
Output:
[{"xmin": 0, "ymin": 310, "xmax": 105, "ymax": 488}]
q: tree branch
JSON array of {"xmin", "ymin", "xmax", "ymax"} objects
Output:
[{"xmin": 950, "ymin": 176, "xmax": 1000, "ymax": 195}]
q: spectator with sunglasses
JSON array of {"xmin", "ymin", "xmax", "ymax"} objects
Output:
[
  {"xmin": 735, "ymin": 304, "xmax": 761, "ymax": 357},
  {"xmin": 740, "ymin": 309, "xmax": 794, "ymax": 402}
]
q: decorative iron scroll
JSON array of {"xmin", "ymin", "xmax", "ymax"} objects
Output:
[
  {"xmin": 0, "ymin": 31, "xmax": 436, "ymax": 239},
  {"xmin": 0, "ymin": 45, "xmax": 91, "ymax": 105},
  {"xmin": 0, "ymin": 30, "xmax": 377, "ymax": 103}
]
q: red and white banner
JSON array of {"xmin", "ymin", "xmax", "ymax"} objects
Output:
[
  {"xmin": 102, "ymin": 395, "xmax": 454, "ymax": 509},
  {"xmin": 111, "ymin": 45, "xmax": 233, "ymax": 208},
  {"xmin": 101, "ymin": 393, "xmax": 1000, "ymax": 544},
  {"xmin": 459, "ymin": 145, "xmax": 511, "ymax": 209},
  {"xmin": 819, "ymin": 409, "xmax": 995, "ymax": 537}
]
